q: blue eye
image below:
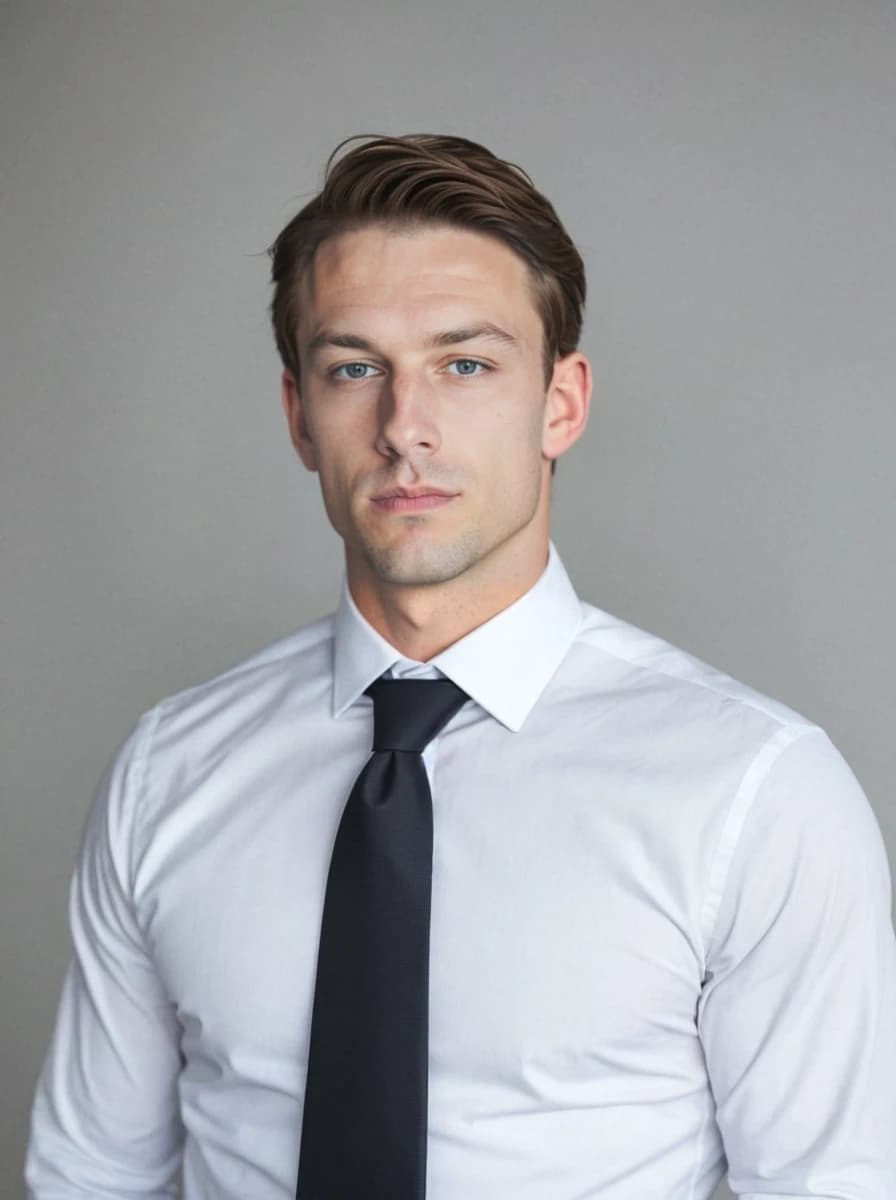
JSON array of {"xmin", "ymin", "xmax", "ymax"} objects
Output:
[
  {"xmin": 333, "ymin": 362, "xmax": 376, "ymax": 380},
  {"xmin": 447, "ymin": 359, "xmax": 488, "ymax": 376}
]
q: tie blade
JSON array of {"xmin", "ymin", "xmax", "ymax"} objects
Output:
[
  {"xmin": 298, "ymin": 678, "xmax": 468, "ymax": 1199},
  {"xmin": 298, "ymin": 755, "xmax": 434, "ymax": 1199}
]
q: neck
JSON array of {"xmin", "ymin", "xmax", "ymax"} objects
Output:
[{"xmin": 347, "ymin": 534, "xmax": 551, "ymax": 662}]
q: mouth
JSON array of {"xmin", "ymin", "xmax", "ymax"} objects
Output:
[{"xmin": 370, "ymin": 486, "xmax": 460, "ymax": 514}]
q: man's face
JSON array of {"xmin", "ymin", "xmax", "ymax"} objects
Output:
[{"xmin": 283, "ymin": 223, "xmax": 578, "ymax": 592}]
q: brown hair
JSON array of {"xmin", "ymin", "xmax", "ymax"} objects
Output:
[{"xmin": 268, "ymin": 133, "xmax": 586, "ymax": 386}]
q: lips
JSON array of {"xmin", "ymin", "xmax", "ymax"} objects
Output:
[
  {"xmin": 370, "ymin": 486, "xmax": 459, "ymax": 513},
  {"xmin": 372, "ymin": 487, "xmax": 455, "ymax": 500}
]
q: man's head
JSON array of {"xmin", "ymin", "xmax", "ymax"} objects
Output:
[
  {"xmin": 270, "ymin": 134, "xmax": 586, "ymax": 388},
  {"xmin": 269, "ymin": 134, "xmax": 591, "ymax": 616}
]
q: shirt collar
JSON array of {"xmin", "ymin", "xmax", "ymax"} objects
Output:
[{"xmin": 332, "ymin": 542, "xmax": 584, "ymax": 732}]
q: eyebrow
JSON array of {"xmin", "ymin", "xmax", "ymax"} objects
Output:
[{"xmin": 306, "ymin": 322, "xmax": 521, "ymax": 359}]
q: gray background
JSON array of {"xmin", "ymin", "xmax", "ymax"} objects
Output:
[{"xmin": 2, "ymin": 3, "xmax": 894, "ymax": 1197}]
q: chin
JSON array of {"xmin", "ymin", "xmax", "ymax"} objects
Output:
[{"xmin": 361, "ymin": 534, "xmax": 483, "ymax": 587}]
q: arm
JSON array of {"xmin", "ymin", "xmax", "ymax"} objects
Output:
[
  {"xmin": 698, "ymin": 727, "xmax": 896, "ymax": 1199},
  {"xmin": 25, "ymin": 709, "xmax": 184, "ymax": 1198}
]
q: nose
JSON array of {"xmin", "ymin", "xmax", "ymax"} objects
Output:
[{"xmin": 375, "ymin": 372, "xmax": 442, "ymax": 461}]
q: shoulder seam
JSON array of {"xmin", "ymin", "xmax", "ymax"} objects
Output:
[
  {"xmin": 575, "ymin": 620, "xmax": 811, "ymax": 730},
  {"xmin": 156, "ymin": 619, "xmax": 336, "ymax": 713}
]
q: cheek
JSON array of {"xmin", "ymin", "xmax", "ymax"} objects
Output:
[
  {"xmin": 312, "ymin": 421, "xmax": 382, "ymax": 533},
  {"xmin": 314, "ymin": 470, "xmax": 348, "ymax": 537},
  {"xmin": 480, "ymin": 396, "xmax": 546, "ymax": 469},
  {"xmin": 306, "ymin": 431, "xmax": 352, "ymax": 521},
  {"xmin": 310, "ymin": 408, "xmax": 368, "ymax": 481}
]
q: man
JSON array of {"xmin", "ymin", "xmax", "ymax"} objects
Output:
[{"xmin": 27, "ymin": 134, "xmax": 896, "ymax": 1198}]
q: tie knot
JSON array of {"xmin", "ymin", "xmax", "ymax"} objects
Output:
[{"xmin": 365, "ymin": 676, "xmax": 469, "ymax": 753}]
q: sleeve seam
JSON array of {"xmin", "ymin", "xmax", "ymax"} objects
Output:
[
  {"xmin": 126, "ymin": 701, "xmax": 166, "ymax": 907},
  {"xmin": 698, "ymin": 722, "xmax": 827, "ymax": 964}
]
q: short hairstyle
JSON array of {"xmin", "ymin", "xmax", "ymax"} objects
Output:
[{"xmin": 268, "ymin": 133, "xmax": 586, "ymax": 386}]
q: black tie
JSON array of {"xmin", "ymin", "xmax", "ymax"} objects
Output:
[{"xmin": 297, "ymin": 676, "xmax": 469, "ymax": 1200}]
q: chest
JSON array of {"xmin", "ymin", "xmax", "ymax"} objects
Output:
[{"xmin": 136, "ymin": 725, "xmax": 714, "ymax": 1103}]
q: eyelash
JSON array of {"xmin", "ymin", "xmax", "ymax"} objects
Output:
[{"xmin": 329, "ymin": 358, "xmax": 493, "ymax": 381}]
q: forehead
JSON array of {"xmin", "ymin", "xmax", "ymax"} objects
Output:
[{"xmin": 297, "ymin": 224, "xmax": 542, "ymax": 342}]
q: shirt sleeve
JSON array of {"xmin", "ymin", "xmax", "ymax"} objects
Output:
[
  {"xmin": 697, "ymin": 726, "xmax": 896, "ymax": 1199},
  {"xmin": 25, "ymin": 708, "xmax": 184, "ymax": 1198}
]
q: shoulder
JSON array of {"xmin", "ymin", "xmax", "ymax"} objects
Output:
[
  {"xmin": 565, "ymin": 604, "xmax": 889, "ymax": 957},
  {"xmin": 572, "ymin": 600, "xmax": 814, "ymax": 733},
  {"xmin": 563, "ymin": 602, "xmax": 859, "ymax": 873},
  {"xmin": 73, "ymin": 614, "xmax": 338, "ymax": 891},
  {"xmin": 154, "ymin": 612, "xmax": 335, "ymax": 726},
  {"xmin": 570, "ymin": 603, "xmax": 884, "ymax": 845},
  {"xmin": 101, "ymin": 613, "xmax": 337, "ymax": 813},
  {"xmin": 160, "ymin": 614, "xmax": 333, "ymax": 705}
]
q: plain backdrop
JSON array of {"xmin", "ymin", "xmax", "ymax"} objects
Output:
[{"xmin": 2, "ymin": 3, "xmax": 895, "ymax": 1197}]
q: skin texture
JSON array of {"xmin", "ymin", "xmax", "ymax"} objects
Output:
[{"xmin": 281, "ymin": 224, "xmax": 592, "ymax": 661}]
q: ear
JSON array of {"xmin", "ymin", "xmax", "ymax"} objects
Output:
[
  {"xmin": 281, "ymin": 368, "xmax": 318, "ymax": 472},
  {"xmin": 542, "ymin": 351, "xmax": 592, "ymax": 462}
]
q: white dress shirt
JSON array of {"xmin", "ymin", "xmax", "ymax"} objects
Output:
[{"xmin": 26, "ymin": 545, "xmax": 896, "ymax": 1199}]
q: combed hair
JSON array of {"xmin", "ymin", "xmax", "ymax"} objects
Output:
[{"xmin": 268, "ymin": 133, "xmax": 586, "ymax": 385}]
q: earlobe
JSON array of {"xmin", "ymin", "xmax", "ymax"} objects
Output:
[
  {"xmin": 542, "ymin": 352, "xmax": 592, "ymax": 462},
  {"xmin": 281, "ymin": 369, "xmax": 319, "ymax": 472}
]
